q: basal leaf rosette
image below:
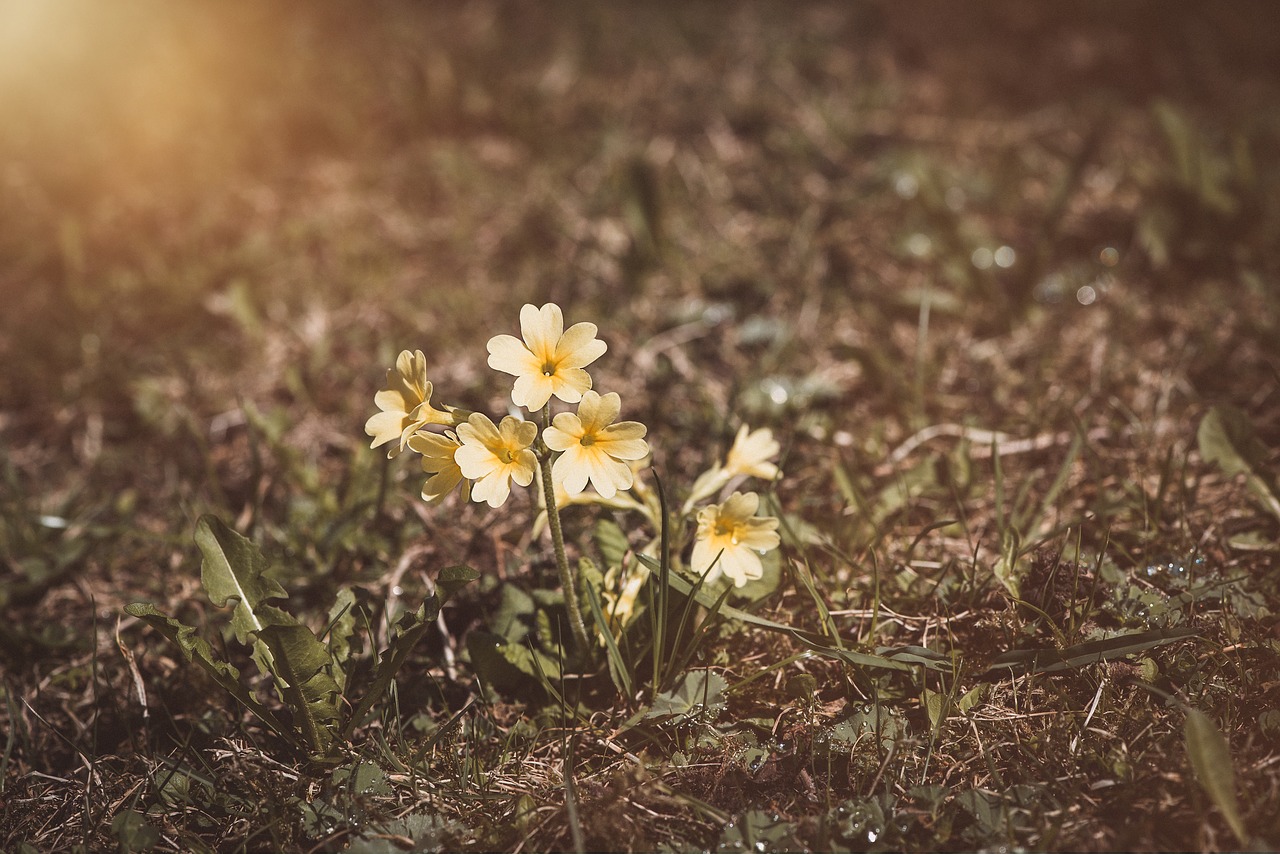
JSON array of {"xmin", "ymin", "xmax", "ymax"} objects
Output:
[
  {"xmin": 691, "ymin": 491, "xmax": 781, "ymax": 588},
  {"xmin": 486, "ymin": 303, "xmax": 607, "ymax": 410}
]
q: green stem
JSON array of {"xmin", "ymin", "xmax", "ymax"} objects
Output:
[{"xmin": 540, "ymin": 404, "xmax": 590, "ymax": 655}]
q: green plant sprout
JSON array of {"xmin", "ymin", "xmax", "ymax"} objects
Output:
[{"xmin": 126, "ymin": 516, "xmax": 479, "ymax": 759}]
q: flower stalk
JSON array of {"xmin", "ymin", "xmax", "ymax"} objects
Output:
[{"xmin": 540, "ymin": 403, "xmax": 590, "ymax": 654}]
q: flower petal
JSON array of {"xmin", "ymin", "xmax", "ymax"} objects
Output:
[
  {"xmin": 512, "ymin": 372, "xmax": 556, "ymax": 410},
  {"xmin": 556, "ymin": 322, "xmax": 607, "ymax": 368},
  {"xmin": 549, "ymin": 366, "xmax": 593, "ymax": 403},
  {"xmin": 521, "ymin": 303, "xmax": 563, "ymax": 363},
  {"xmin": 487, "ymin": 333, "xmax": 540, "ymax": 377}
]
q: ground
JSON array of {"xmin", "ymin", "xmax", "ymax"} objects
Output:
[{"xmin": 2, "ymin": 2, "xmax": 1279, "ymax": 851}]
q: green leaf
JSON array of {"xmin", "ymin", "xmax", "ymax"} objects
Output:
[
  {"xmin": 436, "ymin": 564, "xmax": 481, "ymax": 603},
  {"xmin": 1185, "ymin": 707, "xmax": 1248, "ymax": 846},
  {"xmin": 111, "ymin": 808, "xmax": 160, "ymax": 853},
  {"xmin": 340, "ymin": 566, "xmax": 476, "ymax": 736},
  {"xmin": 324, "ymin": 587, "xmax": 358, "ymax": 691},
  {"xmin": 255, "ymin": 606, "xmax": 341, "ymax": 755},
  {"xmin": 465, "ymin": 630, "xmax": 563, "ymax": 698},
  {"xmin": 491, "ymin": 583, "xmax": 537, "ymax": 643},
  {"xmin": 1198, "ymin": 405, "xmax": 1280, "ymax": 521},
  {"xmin": 595, "ymin": 518, "xmax": 631, "ymax": 570},
  {"xmin": 642, "ymin": 669, "xmax": 727, "ymax": 725},
  {"xmin": 194, "ymin": 515, "xmax": 286, "ymax": 676},
  {"xmin": 639, "ymin": 554, "xmax": 929, "ymax": 674},
  {"xmin": 123, "ymin": 603, "xmax": 295, "ymax": 746},
  {"xmin": 582, "ymin": 561, "xmax": 633, "ymax": 700},
  {"xmin": 980, "ymin": 626, "xmax": 1198, "ymax": 679},
  {"xmin": 924, "ymin": 688, "xmax": 948, "ymax": 731}
]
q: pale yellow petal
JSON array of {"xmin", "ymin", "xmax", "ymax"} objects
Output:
[
  {"xmin": 719, "ymin": 548, "xmax": 764, "ymax": 587},
  {"xmin": 553, "ymin": 447, "xmax": 593, "ymax": 496},
  {"xmin": 521, "ymin": 303, "xmax": 563, "ymax": 362},
  {"xmin": 487, "ymin": 333, "xmax": 540, "ymax": 377},
  {"xmin": 577, "ymin": 390, "xmax": 619, "ymax": 430},
  {"xmin": 365, "ymin": 410, "xmax": 407, "ymax": 448},
  {"xmin": 471, "ymin": 470, "xmax": 512, "ymax": 507},
  {"xmin": 556, "ymin": 322, "xmax": 607, "ymax": 368},
  {"xmin": 543, "ymin": 414, "xmax": 584, "ymax": 452},
  {"xmin": 549, "ymin": 366, "xmax": 593, "ymax": 403},
  {"xmin": 457, "ymin": 413, "xmax": 501, "ymax": 448},
  {"xmin": 691, "ymin": 539, "xmax": 724, "ymax": 584},
  {"xmin": 512, "ymin": 372, "xmax": 556, "ymax": 410}
]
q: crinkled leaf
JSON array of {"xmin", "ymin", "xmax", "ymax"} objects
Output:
[
  {"xmin": 642, "ymin": 669, "xmax": 726, "ymax": 725},
  {"xmin": 325, "ymin": 587, "xmax": 358, "ymax": 690},
  {"xmin": 1185, "ymin": 707, "xmax": 1248, "ymax": 846},
  {"xmin": 111, "ymin": 808, "xmax": 160, "ymax": 853},
  {"xmin": 595, "ymin": 518, "xmax": 631, "ymax": 570},
  {"xmin": 491, "ymin": 583, "xmax": 536, "ymax": 643},
  {"xmin": 718, "ymin": 810, "xmax": 802, "ymax": 854},
  {"xmin": 466, "ymin": 630, "xmax": 564, "ymax": 699},
  {"xmin": 1198, "ymin": 405, "xmax": 1280, "ymax": 521},
  {"xmin": 255, "ymin": 605, "xmax": 341, "ymax": 754},
  {"xmin": 194, "ymin": 515, "xmax": 286, "ymax": 676},
  {"xmin": 436, "ymin": 564, "xmax": 481, "ymax": 602},
  {"xmin": 123, "ymin": 602, "xmax": 294, "ymax": 745}
]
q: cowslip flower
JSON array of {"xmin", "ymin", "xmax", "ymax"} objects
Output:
[
  {"xmin": 691, "ymin": 491, "xmax": 781, "ymax": 588},
  {"xmin": 542, "ymin": 391, "xmax": 649, "ymax": 499},
  {"xmin": 723, "ymin": 425, "xmax": 780, "ymax": 480},
  {"xmin": 683, "ymin": 424, "xmax": 781, "ymax": 513},
  {"xmin": 487, "ymin": 303, "xmax": 607, "ymax": 410},
  {"xmin": 365, "ymin": 349, "xmax": 454, "ymax": 457},
  {"xmin": 408, "ymin": 430, "xmax": 469, "ymax": 503},
  {"xmin": 454, "ymin": 413, "xmax": 538, "ymax": 508}
]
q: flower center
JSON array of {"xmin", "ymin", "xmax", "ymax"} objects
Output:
[
  {"xmin": 579, "ymin": 434, "xmax": 596, "ymax": 447},
  {"xmin": 541, "ymin": 359, "xmax": 557, "ymax": 377},
  {"xmin": 714, "ymin": 520, "xmax": 740, "ymax": 544}
]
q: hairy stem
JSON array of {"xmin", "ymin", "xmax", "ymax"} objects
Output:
[{"xmin": 540, "ymin": 404, "xmax": 590, "ymax": 655}]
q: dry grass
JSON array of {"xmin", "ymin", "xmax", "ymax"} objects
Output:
[{"xmin": 3, "ymin": 2, "xmax": 1280, "ymax": 851}]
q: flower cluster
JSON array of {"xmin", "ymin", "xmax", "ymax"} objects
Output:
[
  {"xmin": 366, "ymin": 303, "xmax": 647, "ymax": 509},
  {"xmin": 366, "ymin": 302, "xmax": 782, "ymax": 599}
]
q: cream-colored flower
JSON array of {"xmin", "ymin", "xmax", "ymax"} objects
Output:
[
  {"xmin": 408, "ymin": 430, "xmax": 470, "ymax": 504},
  {"xmin": 365, "ymin": 350, "xmax": 454, "ymax": 457},
  {"xmin": 683, "ymin": 425, "xmax": 781, "ymax": 513},
  {"xmin": 486, "ymin": 303, "xmax": 607, "ymax": 410},
  {"xmin": 542, "ymin": 391, "xmax": 648, "ymax": 499},
  {"xmin": 724, "ymin": 425, "xmax": 781, "ymax": 480},
  {"xmin": 454, "ymin": 413, "xmax": 538, "ymax": 508},
  {"xmin": 690, "ymin": 491, "xmax": 781, "ymax": 588}
]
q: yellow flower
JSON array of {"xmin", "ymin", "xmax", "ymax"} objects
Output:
[
  {"xmin": 486, "ymin": 303, "xmax": 607, "ymax": 410},
  {"xmin": 364, "ymin": 350, "xmax": 454, "ymax": 457},
  {"xmin": 724, "ymin": 425, "xmax": 781, "ymax": 480},
  {"xmin": 682, "ymin": 425, "xmax": 781, "ymax": 513},
  {"xmin": 542, "ymin": 391, "xmax": 649, "ymax": 499},
  {"xmin": 691, "ymin": 491, "xmax": 780, "ymax": 588},
  {"xmin": 407, "ymin": 430, "xmax": 470, "ymax": 504},
  {"xmin": 454, "ymin": 413, "xmax": 538, "ymax": 508}
]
